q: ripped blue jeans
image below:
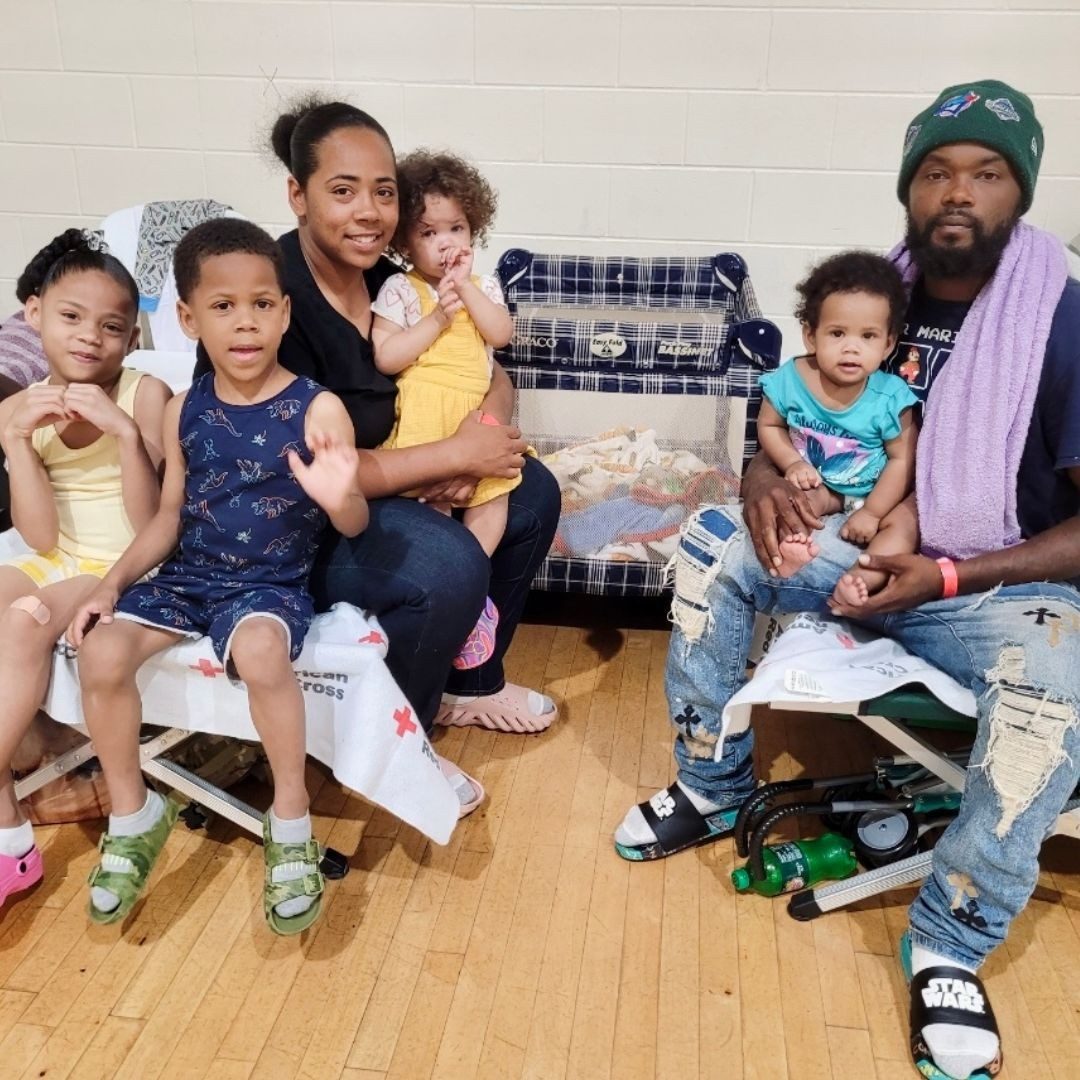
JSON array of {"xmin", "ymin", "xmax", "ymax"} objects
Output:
[{"xmin": 667, "ymin": 506, "xmax": 1080, "ymax": 969}]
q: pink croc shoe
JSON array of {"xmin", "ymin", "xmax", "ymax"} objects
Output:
[
  {"xmin": 452, "ymin": 597, "xmax": 499, "ymax": 671},
  {"xmin": 0, "ymin": 845, "xmax": 43, "ymax": 908},
  {"xmin": 436, "ymin": 684, "xmax": 558, "ymax": 734}
]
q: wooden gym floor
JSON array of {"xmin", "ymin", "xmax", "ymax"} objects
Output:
[{"xmin": 1, "ymin": 623, "xmax": 1077, "ymax": 1079}]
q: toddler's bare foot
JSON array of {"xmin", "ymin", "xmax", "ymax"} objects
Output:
[
  {"xmin": 775, "ymin": 533, "xmax": 820, "ymax": 578},
  {"xmin": 831, "ymin": 572, "xmax": 870, "ymax": 609},
  {"xmin": 806, "ymin": 486, "xmax": 844, "ymax": 518},
  {"xmin": 830, "ymin": 564, "xmax": 890, "ymax": 608}
]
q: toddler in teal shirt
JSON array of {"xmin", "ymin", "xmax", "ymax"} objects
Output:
[{"xmin": 757, "ymin": 251, "xmax": 919, "ymax": 607}]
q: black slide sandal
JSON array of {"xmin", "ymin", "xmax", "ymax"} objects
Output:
[
  {"xmin": 908, "ymin": 963, "xmax": 1002, "ymax": 1079},
  {"xmin": 615, "ymin": 783, "xmax": 740, "ymax": 861}
]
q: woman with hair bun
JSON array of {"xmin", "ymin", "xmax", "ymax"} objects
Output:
[{"xmin": 195, "ymin": 96, "xmax": 560, "ymax": 741}]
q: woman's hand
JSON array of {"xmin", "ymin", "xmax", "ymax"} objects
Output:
[
  {"xmin": 415, "ymin": 475, "xmax": 478, "ymax": 507},
  {"xmin": 62, "ymin": 382, "xmax": 137, "ymax": 439},
  {"xmin": 6, "ymin": 385, "xmax": 69, "ymax": 441},
  {"xmin": 827, "ymin": 552, "xmax": 943, "ymax": 617},
  {"xmin": 452, "ymin": 410, "xmax": 525, "ymax": 480}
]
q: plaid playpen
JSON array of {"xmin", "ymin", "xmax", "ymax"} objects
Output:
[{"xmin": 495, "ymin": 249, "xmax": 781, "ymax": 595}]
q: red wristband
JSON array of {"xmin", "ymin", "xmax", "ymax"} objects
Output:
[{"xmin": 936, "ymin": 557, "xmax": 959, "ymax": 599}]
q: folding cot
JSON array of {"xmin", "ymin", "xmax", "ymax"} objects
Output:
[
  {"xmin": 6, "ymin": 342, "xmax": 459, "ymax": 876},
  {"xmin": 732, "ymin": 613, "xmax": 1080, "ymax": 919}
]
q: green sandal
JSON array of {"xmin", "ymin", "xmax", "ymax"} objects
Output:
[
  {"xmin": 86, "ymin": 796, "xmax": 180, "ymax": 925},
  {"xmin": 262, "ymin": 815, "xmax": 324, "ymax": 936}
]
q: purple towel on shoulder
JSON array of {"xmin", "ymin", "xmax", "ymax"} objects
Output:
[
  {"xmin": 889, "ymin": 223, "xmax": 1067, "ymax": 560},
  {"xmin": 0, "ymin": 310, "xmax": 48, "ymax": 389}
]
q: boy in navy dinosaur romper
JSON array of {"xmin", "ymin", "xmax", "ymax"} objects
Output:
[{"xmin": 69, "ymin": 219, "xmax": 368, "ymax": 935}]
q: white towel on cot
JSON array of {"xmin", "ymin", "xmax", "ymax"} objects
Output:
[
  {"xmin": 1, "ymin": 525, "xmax": 458, "ymax": 844},
  {"xmin": 719, "ymin": 612, "xmax": 977, "ymax": 762}
]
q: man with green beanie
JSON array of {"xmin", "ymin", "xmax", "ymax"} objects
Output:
[
  {"xmin": 897, "ymin": 79, "xmax": 1043, "ymax": 214},
  {"xmin": 616, "ymin": 78, "xmax": 1080, "ymax": 1080}
]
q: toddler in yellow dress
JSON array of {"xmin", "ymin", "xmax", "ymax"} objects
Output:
[{"xmin": 372, "ymin": 151, "xmax": 515, "ymax": 669}]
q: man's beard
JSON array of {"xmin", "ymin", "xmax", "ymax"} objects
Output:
[{"xmin": 904, "ymin": 210, "xmax": 1017, "ymax": 279}]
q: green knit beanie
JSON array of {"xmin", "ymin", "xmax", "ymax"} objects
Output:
[{"xmin": 897, "ymin": 79, "xmax": 1043, "ymax": 213}]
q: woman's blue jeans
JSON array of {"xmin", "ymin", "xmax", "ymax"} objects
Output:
[
  {"xmin": 666, "ymin": 506, "xmax": 1080, "ymax": 970},
  {"xmin": 310, "ymin": 456, "xmax": 560, "ymax": 732}
]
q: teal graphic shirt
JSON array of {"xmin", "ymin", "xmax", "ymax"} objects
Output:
[{"xmin": 760, "ymin": 360, "xmax": 919, "ymax": 497}]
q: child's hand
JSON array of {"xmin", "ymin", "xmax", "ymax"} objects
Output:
[
  {"xmin": 784, "ymin": 461, "xmax": 821, "ymax": 491},
  {"xmin": 442, "ymin": 244, "xmax": 474, "ymax": 285},
  {"xmin": 7, "ymin": 385, "xmax": 70, "ymax": 440},
  {"xmin": 289, "ymin": 432, "xmax": 363, "ymax": 516},
  {"xmin": 62, "ymin": 383, "xmax": 136, "ymax": 439},
  {"xmin": 66, "ymin": 588, "xmax": 119, "ymax": 648},
  {"xmin": 436, "ymin": 277, "xmax": 465, "ymax": 322},
  {"xmin": 840, "ymin": 507, "xmax": 881, "ymax": 546}
]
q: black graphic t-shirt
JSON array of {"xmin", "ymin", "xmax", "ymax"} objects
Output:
[{"xmin": 882, "ymin": 278, "xmax": 1080, "ymax": 540}]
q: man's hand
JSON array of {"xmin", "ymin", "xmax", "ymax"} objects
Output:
[
  {"xmin": 827, "ymin": 552, "xmax": 943, "ymax": 617},
  {"xmin": 62, "ymin": 383, "xmax": 136, "ymax": 439},
  {"xmin": 784, "ymin": 461, "xmax": 821, "ymax": 491},
  {"xmin": 67, "ymin": 586, "xmax": 120, "ymax": 647},
  {"xmin": 840, "ymin": 507, "xmax": 880, "ymax": 546},
  {"xmin": 742, "ymin": 454, "xmax": 825, "ymax": 575},
  {"xmin": 6, "ymin": 385, "xmax": 69, "ymax": 441},
  {"xmin": 451, "ymin": 410, "xmax": 525, "ymax": 479}
]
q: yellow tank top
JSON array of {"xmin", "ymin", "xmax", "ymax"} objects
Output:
[{"xmin": 31, "ymin": 367, "xmax": 145, "ymax": 562}]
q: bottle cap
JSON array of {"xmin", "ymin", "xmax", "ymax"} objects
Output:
[{"xmin": 731, "ymin": 867, "xmax": 751, "ymax": 892}]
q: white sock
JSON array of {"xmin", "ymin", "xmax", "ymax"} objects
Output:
[
  {"xmin": 269, "ymin": 809, "xmax": 316, "ymax": 920},
  {"xmin": 614, "ymin": 780, "xmax": 726, "ymax": 847},
  {"xmin": 912, "ymin": 943, "xmax": 999, "ymax": 1079},
  {"xmin": 91, "ymin": 789, "xmax": 166, "ymax": 914},
  {"xmin": 0, "ymin": 819, "xmax": 34, "ymax": 858},
  {"xmin": 678, "ymin": 780, "xmax": 726, "ymax": 816},
  {"xmin": 446, "ymin": 771, "xmax": 477, "ymax": 809}
]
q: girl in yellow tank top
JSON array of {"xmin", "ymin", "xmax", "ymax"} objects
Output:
[
  {"xmin": 372, "ymin": 152, "xmax": 517, "ymax": 671},
  {"xmin": 0, "ymin": 230, "xmax": 169, "ymax": 907}
]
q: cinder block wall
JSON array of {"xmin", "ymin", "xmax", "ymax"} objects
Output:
[{"xmin": 3, "ymin": 0, "xmax": 1079, "ymax": 352}]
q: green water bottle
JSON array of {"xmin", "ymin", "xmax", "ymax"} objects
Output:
[{"xmin": 731, "ymin": 832, "xmax": 857, "ymax": 897}]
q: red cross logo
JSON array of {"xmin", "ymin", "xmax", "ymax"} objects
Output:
[
  {"xmin": 189, "ymin": 658, "xmax": 226, "ymax": 677},
  {"xmin": 393, "ymin": 706, "xmax": 417, "ymax": 738},
  {"xmin": 358, "ymin": 631, "xmax": 385, "ymax": 646}
]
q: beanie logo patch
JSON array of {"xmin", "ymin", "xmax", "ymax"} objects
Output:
[
  {"xmin": 903, "ymin": 124, "xmax": 921, "ymax": 157},
  {"xmin": 934, "ymin": 91, "xmax": 979, "ymax": 118},
  {"xmin": 1031, "ymin": 136, "xmax": 1039, "ymax": 157},
  {"xmin": 985, "ymin": 97, "xmax": 1021, "ymax": 123}
]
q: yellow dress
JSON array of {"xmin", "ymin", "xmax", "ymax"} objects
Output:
[{"xmin": 380, "ymin": 271, "xmax": 520, "ymax": 508}]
